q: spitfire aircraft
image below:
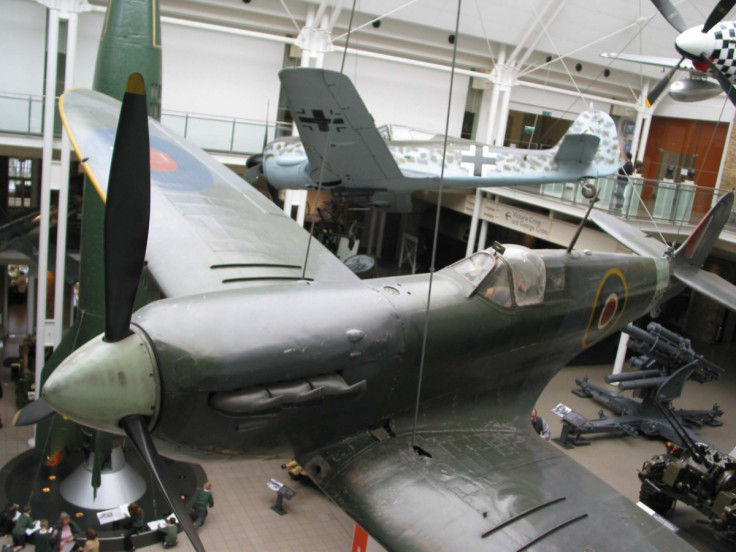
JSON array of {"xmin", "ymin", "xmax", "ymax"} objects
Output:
[
  {"xmin": 246, "ymin": 68, "xmax": 619, "ymax": 211},
  {"xmin": 602, "ymin": 0, "xmax": 736, "ymax": 105},
  {"xmin": 21, "ymin": 73, "xmax": 736, "ymax": 551}
]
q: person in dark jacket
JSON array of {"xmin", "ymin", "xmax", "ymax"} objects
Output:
[
  {"xmin": 614, "ymin": 151, "xmax": 634, "ymax": 212},
  {"xmin": 8, "ymin": 505, "xmax": 33, "ymax": 551},
  {"xmin": 51, "ymin": 513, "xmax": 81, "ymax": 552},
  {"xmin": 33, "ymin": 520, "xmax": 53, "ymax": 552},
  {"xmin": 190, "ymin": 482, "xmax": 214, "ymax": 529},
  {"xmin": 122, "ymin": 503, "xmax": 144, "ymax": 552},
  {"xmin": 158, "ymin": 517, "xmax": 178, "ymax": 548}
]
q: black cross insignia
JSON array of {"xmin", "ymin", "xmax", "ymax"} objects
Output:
[
  {"xmin": 461, "ymin": 145, "xmax": 497, "ymax": 177},
  {"xmin": 297, "ymin": 109, "xmax": 345, "ymax": 132}
]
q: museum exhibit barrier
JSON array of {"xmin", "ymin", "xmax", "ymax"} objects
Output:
[
  {"xmin": 538, "ymin": 177, "xmax": 734, "ymax": 231},
  {"xmin": 160, "ymin": 111, "xmax": 291, "ymax": 154},
  {"xmin": 0, "ymin": 92, "xmax": 46, "ymax": 135}
]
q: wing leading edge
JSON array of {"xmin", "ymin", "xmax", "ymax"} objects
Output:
[
  {"xmin": 303, "ymin": 423, "xmax": 694, "ymax": 551},
  {"xmin": 60, "ymin": 88, "xmax": 358, "ymax": 299}
]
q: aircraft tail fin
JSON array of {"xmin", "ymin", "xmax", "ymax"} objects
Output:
[
  {"xmin": 279, "ymin": 68, "xmax": 402, "ymax": 186},
  {"xmin": 592, "ymin": 192, "xmax": 736, "ymax": 311},
  {"xmin": 553, "ymin": 110, "xmax": 619, "ymax": 177},
  {"xmin": 672, "ymin": 192, "xmax": 733, "ymax": 269},
  {"xmin": 671, "ymin": 192, "xmax": 736, "ymax": 310}
]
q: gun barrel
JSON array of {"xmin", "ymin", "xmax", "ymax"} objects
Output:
[
  {"xmin": 605, "ymin": 369, "xmax": 662, "ymax": 383},
  {"xmin": 647, "ymin": 322, "xmax": 690, "ymax": 349},
  {"xmin": 624, "ymin": 324, "xmax": 681, "ymax": 358},
  {"xmin": 618, "ymin": 376, "xmax": 669, "ymax": 391}
]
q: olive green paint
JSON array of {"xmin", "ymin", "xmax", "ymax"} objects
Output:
[{"xmin": 37, "ymin": 0, "xmax": 162, "ymax": 471}]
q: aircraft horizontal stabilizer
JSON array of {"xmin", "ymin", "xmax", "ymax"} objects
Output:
[
  {"xmin": 588, "ymin": 209, "xmax": 668, "ymax": 257},
  {"xmin": 674, "ymin": 265, "xmax": 736, "ymax": 311},
  {"xmin": 593, "ymin": 192, "xmax": 736, "ymax": 313}
]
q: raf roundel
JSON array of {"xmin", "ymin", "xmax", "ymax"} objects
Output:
[
  {"xmin": 582, "ymin": 268, "xmax": 628, "ymax": 349},
  {"xmin": 148, "ymin": 135, "xmax": 213, "ymax": 192},
  {"xmin": 598, "ymin": 293, "xmax": 619, "ymax": 329}
]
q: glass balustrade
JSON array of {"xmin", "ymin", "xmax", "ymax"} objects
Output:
[
  {"xmin": 2, "ymin": 92, "xmax": 734, "ymax": 233},
  {"xmin": 0, "ymin": 92, "xmax": 288, "ymax": 153}
]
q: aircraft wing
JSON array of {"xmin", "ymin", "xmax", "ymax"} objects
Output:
[
  {"xmin": 279, "ymin": 67, "xmax": 403, "ymax": 186},
  {"xmin": 60, "ymin": 88, "xmax": 358, "ymax": 298},
  {"xmin": 589, "ymin": 209, "xmax": 669, "ymax": 258},
  {"xmin": 601, "ymin": 53, "xmax": 699, "ymax": 73},
  {"xmin": 304, "ymin": 421, "xmax": 693, "ymax": 551}
]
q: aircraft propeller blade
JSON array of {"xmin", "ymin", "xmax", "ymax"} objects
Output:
[
  {"xmin": 121, "ymin": 415, "xmax": 206, "ymax": 552},
  {"xmin": 13, "ymin": 397, "xmax": 55, "ymax": 426},
  {"xmin": 700, "ymin": 54, "xmax": 736, "ymax": 104},
  {"xmin": 104, "ymin": 73, "xmax": 151, "ymax": 343},
  {"xmin": 651, "ymin": 0, "xmax": 688, "ymax": 33},
  {"xmin": 104, "ymin": 76, "xmax": 205, "ymax": 552},
  {"xmin": 646, "ymin": 55, "xmax": 685, "ymax": 106},
  {"xmin": 244, "ymin": 164, "xmax": 262, "ymax": 185},
  {"xmin": 703, "ymin": 0, "xmax": 736, "ymax": 33}
]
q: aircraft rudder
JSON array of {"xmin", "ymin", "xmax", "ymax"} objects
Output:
[
  {"xmin": 556, "ymin": 110, "xmax": 619, "ymax": 175},
  {"xmin": 673, "ymin": 191, "xmax": 734, "ymax": 269}
]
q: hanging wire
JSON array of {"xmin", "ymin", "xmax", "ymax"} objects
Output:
[
  {"xmin": 411, "ymin": 0, "xmax": 463, "ymax": 449},
  {"xmin": 277, "ymin": 0, "xmax": 303, "ymax": 33},
  {"xmin": 471, "ymin": 0, "xmax": 495, "ymax": 64},
  {"xmin": 517, "ymin": 2, "xmax": 675, "ymax": 249},
  {"xmin": 301, "ymin": 0, "xmax": 359, "ymax": 280}
]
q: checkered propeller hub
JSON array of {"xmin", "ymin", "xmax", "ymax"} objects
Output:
[{"xmin": 712, "ymin": 23, "xmax": 736, "ymax": 81}]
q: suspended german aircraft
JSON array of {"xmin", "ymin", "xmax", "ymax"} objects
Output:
[
  {"xmin": 602, "ymin": 0, "xmax": 736, "ymax": 105},
  {"xmin": 246, "ymin": 68, "xmax": 620, "ymax": 211},
  {"xmin": 22, "ymin": 73, "xmax": 736, "ymax": 551}
]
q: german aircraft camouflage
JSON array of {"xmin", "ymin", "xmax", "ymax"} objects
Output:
[{"xmin": 247, "ymin": 68, "xmax": 620, "ymax": 211}]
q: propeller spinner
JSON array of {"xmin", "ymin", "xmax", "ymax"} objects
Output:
[
  {"xmin": 41, "ymin": 73, "xmax": 207, "ymax": 552},
  {"xmin": 647, "ymin": 0, "xmax": 736, "ymax": 106}
]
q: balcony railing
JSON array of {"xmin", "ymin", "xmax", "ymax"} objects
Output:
[
  {"xmin": 0, "ymin": 91, "xmax": 291, "ymax": 154},
  {"xmin": 0, "ymin": 92, "xmax": 44, "ymax": 135},
  {"xmin": 529, "ymin": 177, "xmax": 736, "ymax": 232}
]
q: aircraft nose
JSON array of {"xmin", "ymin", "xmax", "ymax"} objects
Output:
[
  {"xmin": 43, "ymin": 326, "xmax": 160, "ymax": 435},
  {"xmin": 675, "ymin": 26, "xmax": 717, "ymax": 59}
]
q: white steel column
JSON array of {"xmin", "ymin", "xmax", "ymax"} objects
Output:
[
  {"xmin": 612, "ymin": 333, "xmax": 630, "ymax": 376},
  {"xmin": 465, "ymin": 189, "xmax": 483, "ymax": 257},
  {"xmin": 34, "ymin": 0, "xmax": 88, "ymax": 388},
  {"xmin": 630, "ymin": 84, "xmax": 650, "ymax": 164},
  {"xmin": 35, "ymin": 6, "xmax": 60, "ymax": 379},
  {"xmin": 638, "ymin": 114, "xmax": 653, "ymax": 167},
  {"xmin": 53, "ymin": 9, "xmax": 78, "ymax": 349},
  {"xmin": 478, "ymin": 220, "xmax": 489, "ymax": 251}
]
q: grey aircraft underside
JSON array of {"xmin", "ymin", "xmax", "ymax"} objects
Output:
[{"xmin": 249, "ymin": 68, "xmax": 620, "ymax": 211}]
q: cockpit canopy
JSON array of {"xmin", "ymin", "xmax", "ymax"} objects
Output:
[{"xmin": 452, "ymin": 245, "xmax": 547, "ymax": 307}]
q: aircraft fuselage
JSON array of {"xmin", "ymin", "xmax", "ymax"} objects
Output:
[{"xmin": 124, "ymin": 248, "xmax": 669, "ymax": 460}]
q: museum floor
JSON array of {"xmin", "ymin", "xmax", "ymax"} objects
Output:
[{"xmin": 1, "ymin": 304, "xmax": 734, "ymax": 551}]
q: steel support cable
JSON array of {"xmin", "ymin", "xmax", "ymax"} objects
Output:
[
  {"xmin": 301, "ymin": 0, "xmax": 359, "ymax": 280},
  {"xmin": 411, "ymin": 0, "xmax": 463, "ymax": 449}
]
